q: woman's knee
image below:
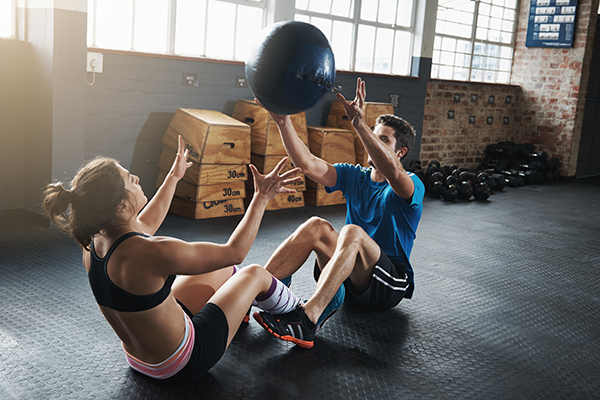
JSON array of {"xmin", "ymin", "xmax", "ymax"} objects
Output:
[{"xmin": 236, "ymin": 264, "xmax": 270, "ymax": 282}]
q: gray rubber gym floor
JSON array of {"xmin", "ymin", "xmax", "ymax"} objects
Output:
[{"xmin": 1, "ymin": 177, "xmax": 599, "ymax": 400}]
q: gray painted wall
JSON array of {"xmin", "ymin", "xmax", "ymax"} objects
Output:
[{"xmin": 85, "ymin": 53, "xmax": 431, "ymax": 198}]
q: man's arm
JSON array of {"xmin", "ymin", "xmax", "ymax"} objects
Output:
[
  {"xmin": 257, "ymin": 100, "xmax": 338, "ymax": 188},
  {"xmin": 336, "ymin": 78, "xmax": 415, "ymax": 200}
]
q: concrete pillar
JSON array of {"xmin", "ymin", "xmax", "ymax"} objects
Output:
[{"xmin": 18, "ymin": 0, "xmax": 87, "ymax": 212}]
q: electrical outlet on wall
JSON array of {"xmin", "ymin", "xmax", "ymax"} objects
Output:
[
  {"xmin": 87, "ymin": 52, "xmax": 103, "ymax": 73},
  {"xmin": 389, "ymin": 94, "xmax": 400, "ymax": 107}
]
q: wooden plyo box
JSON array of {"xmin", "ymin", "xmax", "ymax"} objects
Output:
[
  {"xmin": 325, "ymin": 101, "xmax": 394, "ymax": 167},
  {"xmin": 266, "ymin": 192, "xmax": 304, "ymax": 211},
  {"xmin": 307, "ymin": 126, "xmax": 355, "ymax": 189},
  {"xmin": 158, "ymin": 146, "xmax": 248, "ymax": 186},
  {"xmin": 169, "ymin": 197, "xmax": 245, "ymax": 219},
  {"xmin": 232, "ymin": 99, "xmax": 309, "ymax": 156},
  {"xmin": 250, "ymin": 153, "xmax": 306, "ymax": 192},
  {"xmin": 244, "ymin": 190, "xmax": 305, "ymax": 211},
  {"xmin": 305, "ymin": 186, "xmax": 345, "ymax": 207},
  {"xmin": 156, "ymin": 169, "xmax": 246, "ymax": 202},
  {"xmin": 162, "ymin": 108, "xmax": 251, "ymax": 164}
]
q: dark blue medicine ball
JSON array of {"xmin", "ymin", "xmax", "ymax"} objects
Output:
[{"xmin": 245, "ymin": 21, "xmax": 336, "ymax": 115}]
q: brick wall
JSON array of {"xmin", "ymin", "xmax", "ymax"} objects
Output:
[
  {"xmin": 421, "ymin": 80, "xmax": 521, "ymax": 169},
  {"xmin": 511, "ymin": 0, "xmax": 600, "ymax": 176}
]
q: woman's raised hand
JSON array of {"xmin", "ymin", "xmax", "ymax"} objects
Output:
[
  {"xmin": 169, "ymin": 135, "xmax": 193, "ymax": 180},
  {"xmin": 249, "ymin": 157, "xmax": 302, "ymax": 202}
]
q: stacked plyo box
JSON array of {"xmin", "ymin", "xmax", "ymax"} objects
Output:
[
  {"xmin": 232, "ymin": 99, "xmax": 307, "ymax": 211},
  {"xmin": 305, "ymin": 126, "xmax": 355, "ymax": 206},
  {"xmin": 157, "ymin": 108, "xmax": 251, "ymax": 219},
  {"xmin": 326, "ymin": 101, "xmax": 394, "ymax": 167}
]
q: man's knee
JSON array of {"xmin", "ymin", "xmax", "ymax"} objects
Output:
[
  {"xmin": 298, "ymin": 217, "xmax": 337, "ymax": 241},
  {"xmin": 338, "ymin": 224, "xmax": 367, "ymax": 246}
]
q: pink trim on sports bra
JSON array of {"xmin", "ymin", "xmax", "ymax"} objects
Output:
[{"xmin": 123, "ymin": 311, "xmax": 195, "ymax": 380}]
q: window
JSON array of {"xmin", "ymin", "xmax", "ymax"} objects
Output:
[
  {"xmin": 432, "ymin": 0, "xmax": 518, "ymax": 84},
  {"xmin": 295, "ymin": 0, "xmax": 416, "ymax": 75},
  {"xmin": 0, "ymin": 0, "xmax": 14, "ymax": 38},
  {"xmin": 87, "ymin": 0, "xmax": 265, "ymax": 62}
]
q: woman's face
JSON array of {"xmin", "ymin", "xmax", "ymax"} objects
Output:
[{"xmin": 117, "ymin": 164, "xmax": 148, "ymax": 212}]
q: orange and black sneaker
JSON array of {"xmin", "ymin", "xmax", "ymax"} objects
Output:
[{"xmin": 253, "ymin": 306, "xmax": 316, "ymax": 349}]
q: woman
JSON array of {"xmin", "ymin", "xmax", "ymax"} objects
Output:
[{"xmin": 42, "ymin": 136, "xmax": 303, "ymax": 382}]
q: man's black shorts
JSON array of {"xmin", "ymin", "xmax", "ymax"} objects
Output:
[{"xmin": 314, "ymin": 249, "xmax": 411, "ymax": 312}]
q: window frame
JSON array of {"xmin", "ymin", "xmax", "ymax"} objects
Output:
[
  {"xmin": 431, "ymin": 0, "xmax": 519, "ymax": 84},
  {"xmin": 0, "ymin": 0, "xmax": 16, "ymax": 39},
  {"xmin": 294, "ymin": 0, "xmax": 417, "ymax": 76},
  {"xmin": 87, "ymin": 0, "xmax": 266, "ymax": 61}
]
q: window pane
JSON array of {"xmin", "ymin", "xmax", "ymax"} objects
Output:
[
  {"xmin": 441, "ymin": 37, "xmax": 456, "ymax": 51},
  {"xmin": 360, "ymin": 0, "xmax": 378, "ymax": 22},
  {"xmin": 175, "ymin": 0, "xmax": 207, "ymax": 56},
  {"xmin": 311, "ymin": 17, "xmax": 333, "ymax": 42},
  {"xmin": 374, "ymin": 27, "xmax": 394, "ymax": 73},
  {"xmin": 206, "ymin": 0, "xmax": 235, "ymax": 59},
  {"xmin": 457, "ymin": 40, "xmax": 471, "ymax": 54},
  {"xmin": 296, "ymin": 0, "xmax": 309, "ymax": 10},
  {"xmin": 440, "ymin": 51, "xmax": 454, "ymax": 65},
  {"xmin": 392, "ymin": 30, "xmax": 411, "ymax": 75},
  {"xmin": 235, "ymin": 5, "xmax": 263, "ymax": 61},
  {"xmin": 355, "ymin": 24, "xmax": 376, "ymax": 71},
  {"xmin": 294, "ymin": 13, "xmax": 311, "ymax": 23},
  {"xmin": 500, "ymin": 31, "xmax": 512, "ymax": 43},
  {"xmin": 309, "ymin": 0, "xmax": 331, "ymax": 13},
  {"xmin": 0, "ymin": 0, "xmax": 12, "ymax": 37},
  {"xmin": 87, "ymin": 0, "xmax": 94, "ymax": 45},
  {"xmin": 458, "ymin": 54, "xmax": 471, "ymax": 68},
  {"xmin": 499, "ymin": 58, "xmax": 511, "ymax": 71},
  {"xmin": 134, "ymin": 0, "xmax": 169, "ymax": 53},
  {"xmin": 454, "ymin": 67, "xmax": 468, "ymax": 80},
  {"xmin": 96, "ymin": 0, "xmax": 133, "ymax": 50},
  {"xmin": 378, "ymin": 0, "xmax": 396, "ymax": 25},
  {"xmin": 331, "ymin": 20, "xmax": 353, "ymax": 70},
  {"xmin": 396, "ymin": 0, "xmax": 413, "ymax": 27},
  {"xmin": 497, "ymin": 71, "xmax": 510, "ymax": 83},
  {"xmin": 331, "ymin": 0, "xmax": 353, "ymax": 18},
  {"xmin": 471, "ymin": 69, "xmax": 483, "ymax": 81},
  {"xmin": 439, "ymin": 65, "xmax": 453, "ymax": 79}
]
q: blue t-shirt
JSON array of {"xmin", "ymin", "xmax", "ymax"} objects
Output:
[{"xmin": 325, "ymin": 163, "xmax": 425, "ymax": 297}]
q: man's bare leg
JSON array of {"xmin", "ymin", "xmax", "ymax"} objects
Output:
[
  {"xmin": 303, "ymin": 224, "xmax": 381, "ymax": 324},
  {"xmin": 263, "ymin": 217, "xmax": 339, "ymax": 280}
]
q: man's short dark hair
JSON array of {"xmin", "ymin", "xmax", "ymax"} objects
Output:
[{"xmin": 375, "ymin": 114, "xmax": 416, "ymax": 161}]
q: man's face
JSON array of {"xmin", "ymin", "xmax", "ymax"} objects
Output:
[{"xmin": 367, "ymin": 124, "xmax": 406, "ymax": 166}]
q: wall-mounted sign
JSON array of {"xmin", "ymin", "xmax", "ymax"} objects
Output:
[{"xmin": 526, "ymin": 0, "xmax": 578, "ymax": 47}]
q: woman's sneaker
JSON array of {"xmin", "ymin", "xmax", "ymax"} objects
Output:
[{"xmin": 253, "ymin": 306, "xmax": 316, "ymax": 349}]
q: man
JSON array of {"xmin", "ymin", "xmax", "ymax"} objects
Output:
[{"xmin": 254, "ymin": 78, "xmax": 425, "ymax": 349}]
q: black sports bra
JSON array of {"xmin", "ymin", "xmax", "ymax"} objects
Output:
[{"xmin": 88, "ymin": 232, "xmax": 176, "ymax": 312}]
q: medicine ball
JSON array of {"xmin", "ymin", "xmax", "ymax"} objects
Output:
[{"xmin": 245, "ymin": 21, "xmax": 336, "ymax": 115}]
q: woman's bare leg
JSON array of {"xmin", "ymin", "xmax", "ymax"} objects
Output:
[
  {"xmin": 207, "ymin": 264, "xmax": 276, "ymax": 345},
  {"xmin": 171, "ymin": 266, "xmax": 234, "ymax": 315}
]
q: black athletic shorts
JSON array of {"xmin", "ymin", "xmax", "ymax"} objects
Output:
[
  {"xmin": 161, "ymin": 301, "xmax": 229, "ymax": 383},
  {"xmin": 314, "ymin": 249, "xmax": 411, "ymax": 312}
]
